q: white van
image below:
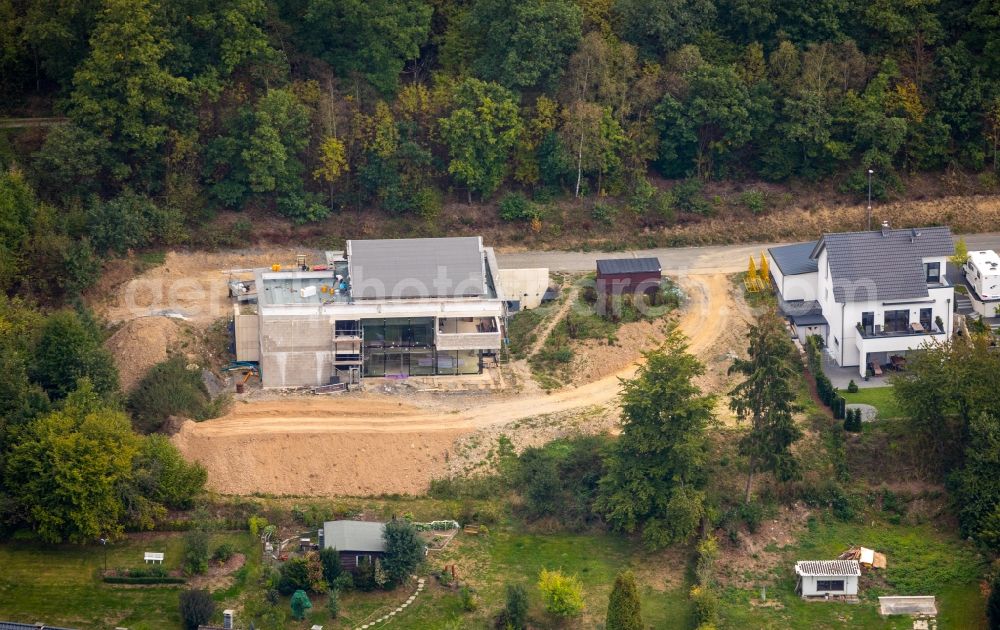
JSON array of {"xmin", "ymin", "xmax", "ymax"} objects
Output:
[{"xmin": 964, "ymin": 250, "xmax": 1000, "ymax": 299}]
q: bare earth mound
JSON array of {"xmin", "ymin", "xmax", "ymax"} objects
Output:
[
  {"xmin": 105, "ymin": 316, "xmax": 182, "ymax": 391},
  {"xmin": 171, "ymin": 273, "xmax": 743, "ymax": 497}
]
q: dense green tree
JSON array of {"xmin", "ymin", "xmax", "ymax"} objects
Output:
[
  {"xmin": 656, "ymin": 62, "xmax": 772, "ymax": 178},
  {"xmin": 21, "ymin": 0, "xmax": 101, "ymax": 90},
  {"xmin": 614, "ymin": 0, "xmax": 716, "ymax": 59},
  {"xmin": 382, "ymin": 519, "xmax": 424, "ymax": 586},
  {"xmin": 87, "ymin": 189, "xmax": 184, "ymax": 255},
  {"xmin": 302, "ymin": 0, "xmax": 431, "ymax": 95},
  {"xmin": 4, "ymin": 384, "xmax": 138, "ymax": 542},
  {"xmin": 31, "ymin": 309, "xmax": 118, "ymax": 400},
  {"xmin": 951, "ymin": 413, "xmax": 1000, "ymax": 551},
  {"xmin": 514, "ymin": 436, "xmax": 605, "ymax": 527},
  {"xmin": 467, "ymin": 0, "xmax": 582, "ymax": 91},
  {"xmin": 728, "ymin": 310, "xmax": 803, "ymax": 502},
  {"xmin": 132, "ymin": 435, "xmax": 206, "ymax": 510},
  {"xmin": 69, "ymin": 0, "xmax": 192, "ymax": 182},
  {"xmin": 596, "ymin": 332, "xmax": 715, "ymax": 549},
  {"xmin": 319, "ymin": 546, "xmax": 343, "ymax": 586},
  {"xmin": 606, "ymin": 570, "xmax": 643, "ymax": 630},
  {"xmin": 438, "ymin": 78, "xmax": 523, "ymax": 201},
  {"xmin": 32, "ymin": 125, "xmax": 114, "ymax": 202},
  {"xmin": 893, "ymin": 334, "xmax": 1000, "ymax": 472}
]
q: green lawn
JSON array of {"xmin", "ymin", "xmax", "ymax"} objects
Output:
[
  {"xmin": 842, "ymin": 386, "xmax": 906, "ymax": 419},
  {"xmin": 717, "ymin": 519, "xmax": 987, "ymax": 629},
  {"xmin": 301, "ymin": 526, "xmax": 692, "ymax": 629},
  {"xmin": 0, "ymin": 531, "xmax": 255, "ymax": 630}
]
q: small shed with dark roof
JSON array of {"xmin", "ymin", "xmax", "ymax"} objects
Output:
[{"xmin": 595, "ymin": 257, "xmax": 662, "ymax": 298}]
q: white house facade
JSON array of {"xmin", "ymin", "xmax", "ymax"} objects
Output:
[{"xmin": 769, "ymin": 225, "xmax": 955, "ymax": 376}]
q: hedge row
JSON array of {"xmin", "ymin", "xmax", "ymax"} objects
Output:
[
  {"xmin": 805, "ymin": 335, "xmax": 846, "ymax": 420},
  {"xmin": 103, "ymin": 575, "xmax": 186, "ymax": 585}
]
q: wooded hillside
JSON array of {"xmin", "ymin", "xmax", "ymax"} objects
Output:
[{"xmin": 0, "ymin": 0, "xmax": 997, "ymax": 236}]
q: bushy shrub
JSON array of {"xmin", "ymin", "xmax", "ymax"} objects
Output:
[
  {"xmin": 689, "ymin": 585, "xmax": 719, "ymax": 626},
  {"xmin": 127, "ymin": 356, "xmax": 215, "ymax": 432},
  {"xmin": 277, "ymin": 557, "xmax": 311, "ymax": 595},
  {"xmin": 180, "ymin": 589, "xmax": 215, "ymax": 630},
  {"xmin": 672, "ymin": 178, "xmax": 712, "ymax": 215},
  {"xmin": 844, "ymin": 408, "xmax": 863, "ymax": 432},
  {"xmin": 847, "ymin": 379, "xmax": 859, "ymax": 393},
  {"xmin": 537, "ymin": 569, "xmax": 584, "ymax": 617},
  {"xmin": 739, "ymin": 189, "xmax": 767, "ymax": 214},
  {"xmin": 497, "ymin": 583, "xmax": 529, "ymax": 629},
  {"xmin": 213, "ymin": 543, "xmax": 236, "ymax": 563},
  {"xmin": 460, "ymin": 586, "xmax": 479, "ymax": 611},
  {"xmin": 354, "ymin": 556, "xmax": 377, "ymax": 592},
  {"xmin": 183, "ymin": 530, "xmax": 209, "ymax": 576},
  {"xmin": 591, "ymin": 203, "xmax": 616, "ymax": 225},
  {"xmin": 498, "ymin": 192, "xmax": 539, "ymax": 222}
]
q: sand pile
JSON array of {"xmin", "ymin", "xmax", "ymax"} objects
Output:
[{"xmin": 106, "ymin": 316, "xmax": 182, "ymax": 391}]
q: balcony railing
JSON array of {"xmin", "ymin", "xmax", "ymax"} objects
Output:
[{"xmin": 855, "ymin": 323, "xmax": 944, "ymax": 339}]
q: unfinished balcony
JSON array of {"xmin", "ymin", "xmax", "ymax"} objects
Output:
[{"xmin": 436, "ymin": 317, "xmax": 502, "ymax": 351}]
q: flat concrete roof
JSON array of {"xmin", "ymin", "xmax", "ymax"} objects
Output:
[{"xmin": 348, "ymin": 237, "xmax": 486, "ymax": 299}]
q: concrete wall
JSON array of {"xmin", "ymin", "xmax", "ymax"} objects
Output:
[
  {"xmin": 235, "ymin": 314, "xmax": 260, "ymax": 361},
  {"xmin": 498, "ymin": 268, "xmax": 549, "ymax": 309},
  {"xmin": 259, "ymin": 311, "xmax": 335, "ymax": 388}
]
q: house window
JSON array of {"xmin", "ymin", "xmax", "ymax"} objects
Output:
[
  {"xmin": 861, "ymin": 312, "xmax": 874, "ymax": 336},
  {"xmin": 920, "ymin": 308, "xmax": 933, "ymax": 330},
  {"xmin": 884, "ymin": 309, "xmax": 909, "ymax": 333},
  {"xmin": 925, "ymin": 262, "xmax": 941, "ymax": 283},
  {"xmin": 816, "ymin": 579, "xmax": 845, "ymax": 591},
  {"xmin": 356, "ymin": 554, "xmax": 372, "ymax": 566}
]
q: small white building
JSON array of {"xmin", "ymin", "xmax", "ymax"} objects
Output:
[{"xmin": 795, "ymin": 560, "xmax": 861, "ymax": 598}]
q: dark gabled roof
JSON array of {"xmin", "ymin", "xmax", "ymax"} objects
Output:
[
  {"xmin": 768, "ymin": 241, "xmax": 818, "ymax": 276},
  {"xmin": 596, "ymin": 257, "xmax": 661, "ymax": 275},
  {"xmin": 810, "ymin": 227, "xmax": 953, "ymax": 303},
  {"xmin": 0, "ymin": 623, "xmax": 78, "ymax": 630}
]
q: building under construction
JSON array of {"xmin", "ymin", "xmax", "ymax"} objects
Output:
[{"xmin": 234, "ymin": 236, "xmax": 519, "ymax": 388}]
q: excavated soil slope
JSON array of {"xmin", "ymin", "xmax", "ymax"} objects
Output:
[
  {"xmin": 105, "ymin": 316, "xmax": 182, "ymax": 391},
  {"xmin": 173, "ymin": 273, "xmax": 734, "ymax": 496}
]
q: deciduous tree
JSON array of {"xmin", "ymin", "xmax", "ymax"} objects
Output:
[
  {"xmin": 4, "ymin": 383, "xmax": 138, "ymax": 542},
  {"xmin": 438, "ymin": 78, "xmax": 523, "ymax": 202}
]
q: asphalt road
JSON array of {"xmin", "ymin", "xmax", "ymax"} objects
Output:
[{"xmin": 496, "ymin": 232, "xmax": 1000, "ymax": 274}]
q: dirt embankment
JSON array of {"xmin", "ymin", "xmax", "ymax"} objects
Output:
[
  {"xmin": 105, "ymin": 317, "xmax": 183, "ymax": 391},
  {"xmin": 172, "ymin": 272, "xmax": 748, "ymax": 496}
]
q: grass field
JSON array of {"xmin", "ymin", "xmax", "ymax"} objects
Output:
[
  {"xmin": 291, "ymin": 526, "xmax": 693, "ymax": 629},
  {"xmin": 0, "ymin": 531, "xmax": 255, "ymax": 630},
  {"xmin": 717, "ymin": 518, "xmax": 988, "ymax": 629},
  {"xmin": 841, "ymin": 386, "xmax": 906, "ymax": 419}
]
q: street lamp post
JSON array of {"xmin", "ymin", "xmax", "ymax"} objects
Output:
[
  {"xmin": 866, "ymin": 169, "xmax": 874, "ymax": 230},
  {"xmin": 99, "ymin": 537, "xmax": 108, "ymax": 573}
]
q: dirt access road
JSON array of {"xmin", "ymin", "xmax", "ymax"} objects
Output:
[{"xmin": 173, "ymin": 273, "xmax": 733, "ymax": 495}]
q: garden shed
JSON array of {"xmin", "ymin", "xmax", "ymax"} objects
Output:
[
  {"xmin": 595, "ymin": 257, "xmax": 662, "ymax": 298},
  {"xmin": 321, "ymin": 520, "xmax": 387, "ymax": 571},
  {"xmin": 794, "ymin": 560, "xmax": 861, "ymax": 598}
]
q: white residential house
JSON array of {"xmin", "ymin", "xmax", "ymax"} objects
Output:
[
  {"xmin": 795, "ymin": 560, "xmax": 861, "ymax": 598},
  {"xmin": 769, "ymin": 224, "xmax": 955, "ymax": 377}
]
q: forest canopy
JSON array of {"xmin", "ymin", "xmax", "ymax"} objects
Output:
[{"xmin": 0, "ymin": 0, "xmax": 996, "ymax": 229}]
